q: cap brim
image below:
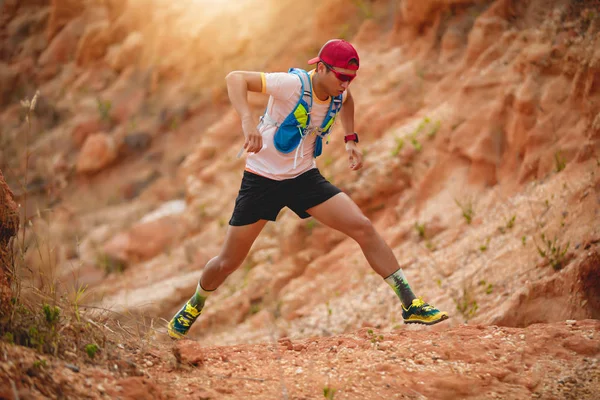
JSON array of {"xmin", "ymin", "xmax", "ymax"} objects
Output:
[{"xmin": 307, "ymin": 57, "xmax": 320, "ymax": 65}]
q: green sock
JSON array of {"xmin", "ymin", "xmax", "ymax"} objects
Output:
[
  {"xmin": 384, "ymin": 268, "xmax": 417, "ymax": 308},
  {"xmin": 189, "ymin": 281, "xmax": 213, "ymax": 310}
]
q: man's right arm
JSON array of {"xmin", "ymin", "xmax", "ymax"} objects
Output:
[{"xmin": 225, "ymin": 71, "xmax": 264, "ymax": 153}]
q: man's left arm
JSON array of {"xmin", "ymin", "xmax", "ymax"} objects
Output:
[{"xmin": 339, "ymin": 89, "xmax": 363, "ymax": 171}]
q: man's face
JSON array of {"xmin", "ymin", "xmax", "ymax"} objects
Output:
[{"xmin": 318, "ymin": 62, "xmax": 357, "ymax": 96}]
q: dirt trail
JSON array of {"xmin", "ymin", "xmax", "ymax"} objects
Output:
[
  {"xmin": 2, "ymin": 320, "xmax": 599, "ymax": 399},
  {"xmin": 1, "ymin": 0, "xmax": 600, "ymax": 399}
]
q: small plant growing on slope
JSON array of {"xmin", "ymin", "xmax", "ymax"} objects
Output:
[
  {"xmin": 455, "ymin": 198, "xmax": 475, "ymax": 224},
  {"xmin": 498, "ymin": 215, "xmax": 516, "ymax": 234},
  {"xmin": 323, "ymin": 386, "xmax": 337, "ymax": 400},
  {"xmin": 414, "ymin": 222, "xmax": 426, "ymax": 239},
  {"xmin": 506, "ymin": 215, "xmax": 516, "ymax": 229},
  {"xmin": 42, "ymin": 304, "xmax": 60, "ymax": 325},
  {"xmin": 414, "ymin": 116, "xmax": 441, "ymax": 140},
  {"xmin": 410, "ymin": 135, "xmax": 422, "ymax": 152},
  {"xmin": 478, "ymin": 280, "xmax": 494, "ymax": 294},
  {"xmin": 427, "ymin": 120, "xmax": 441, "ymax": 139},
  {"xmin": 554, "ymin": 151, "xmax": 566, "ymax": 172},
  {"xmin": 455, "ymin": 283, "xmax": 478, "ymax": 320},
  {"xmin": 72, "ymin": 284, "xmax": 88, "ymax": 323},
  {"xmin": 535, "ymin": 233, "xmax": 570, "ymax": 271},
  {"xmin": 479, "ymin": 237, "xmax": 490, "ymax": 252},
  {"xmin": 456, "ymin": 294, "xmax": 478, "ymax": 319},
  {"xmin": 391, "ymin": 137, "xmax": 404, "ymax": 156},
  {"xmin": 96, "ymin": 98, "xmax": 112, "ymax": 122},
  {"xmin": 85, "ymin": 343, "xmax": 99, "ymax": 359},
  {"xmin": 367, "ymin": 329, "xmax": 384, "ymax": 344}
]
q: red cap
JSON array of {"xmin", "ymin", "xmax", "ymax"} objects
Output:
[{"xmin": 308, "ymin": 39, "xmax": 359, "ymax": 71}]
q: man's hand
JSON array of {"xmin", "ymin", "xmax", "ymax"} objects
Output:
[
  {"xmin": 242, "ymin": 116, "xmax": 262, "ymax": 153},
  {"xmin": 346, "ymin": 142, "xmax": 363, "ymax": 170}
]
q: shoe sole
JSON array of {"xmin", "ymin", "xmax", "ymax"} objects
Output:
[
  {"xmin": 167, "ymin": 322, "xmax": 187, "ymax": 340},
  {"xmin": 168, "ymin": 330, "xmax": 185, "ymax": 340},
  {"xmin": 404, "ymin": 313, "xmax": 449, "ymax": 325}
]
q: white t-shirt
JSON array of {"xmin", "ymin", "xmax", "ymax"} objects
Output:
[{"xmin": 245, "ymin": 70, "xmax": 346, "ymax": 180}]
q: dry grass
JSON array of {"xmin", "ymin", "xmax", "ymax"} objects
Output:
[{"xmin": 1, "ymin": 92, "xmax": 158, "ymax": 371}]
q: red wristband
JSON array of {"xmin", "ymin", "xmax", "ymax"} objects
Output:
[{"xmin": 344, "ymin": 133, "xmax": 359, "ymax": 143}]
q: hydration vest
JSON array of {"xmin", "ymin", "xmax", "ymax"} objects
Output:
[{"xmin": 260, "ymin": 68, "xmax": 343, "ymax": 168}]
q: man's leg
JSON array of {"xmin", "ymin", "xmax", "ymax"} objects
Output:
[
  {"xmin": 307, "ymin": 193, "xmax": 402, "ymax": 278},
  {"xmin": 307, "ymin": 193, "xmax": 448, "ymax": 325},
  {"xmin": 201, "ymin": 220, "xmax": 268, "ymax": 290},
  {"xmin": 168, "ymin": 220, "xmax": 267, "ymax": 339}
]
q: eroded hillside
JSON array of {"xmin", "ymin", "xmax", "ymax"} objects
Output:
[{"xmin": 1, "ymin": 0, "xmax": 599, "ymax": 398}]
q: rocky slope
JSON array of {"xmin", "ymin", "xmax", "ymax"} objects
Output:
[{"xmin": 1, "ymin": 0, "xmax": 599, "ymax": 398}]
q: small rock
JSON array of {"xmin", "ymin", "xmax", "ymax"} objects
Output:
[
  {"xmin": 71, "ymin": 117, "xmax": 105, "ymax": 148},
  {"xmin": 295, "ymin": 367, "xmax": 303, "ymax": 374},
  {"xmin": 293, "ymin": 343, "xmax": 305, "ymax": 352},
  {"xmin": 563, "ymin": 336, "xmax": 600, "ymax": 356},
  {"xmin": 76, "ymin": 132, "xmax": 118, "ymax": 174},
  {"xmin": 123, "ymin": 132, "xmax": 152, "ymax": 152},
  {"xmin": 566, "ymin": 320, "xmax": 577, "ymax": 326},
  {"xmin": 377, "ymin": 342, "xmax": 391, "ymax": 351},
  {"xmin": 145, "ymin": 361, "xmax": 153, "ymax": 367},
  {"xmin": 278, "ymin": 338, "xmax": 293, "ymax": 350},
  {"xmin": 173, "ymin": 340, "xmax": 205, "ymax": 366},
  {"xmin": 65, "ymin": 363, "xmax": 80, "ymax": 373}
]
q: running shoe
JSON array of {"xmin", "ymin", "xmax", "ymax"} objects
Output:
[
  {"xmin": 402, "ymin": 298, "xmax": 449, "ymax": 325},
  {"xmin": 168, "ymin": 299, "xmax": 202, "ymax": 339}
]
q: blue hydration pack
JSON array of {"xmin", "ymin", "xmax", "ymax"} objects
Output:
[{"xmin": 261, "ymin": 68, "xmax": 343, "ymax": 167}]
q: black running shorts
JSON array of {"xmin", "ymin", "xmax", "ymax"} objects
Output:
[{"xmin": 229, "ymin": 168, "xmax": 342, "ymax": 226}]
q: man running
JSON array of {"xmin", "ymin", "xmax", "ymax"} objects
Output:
[{"xmin": 168, "ymin": 39, "xmax": 448, "ymax": 339}]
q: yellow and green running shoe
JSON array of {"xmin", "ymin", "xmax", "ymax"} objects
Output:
[
  {"xmin": 402, "ymin": 298, "xmax": 449, "ymax": 325},
  {"xmin": 168, "ymin": 299, "xmax": 202, "ymax": 340}
]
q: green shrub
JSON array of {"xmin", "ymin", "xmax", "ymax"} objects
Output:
[
  {"xmin": 85, "ymin": 343, "xmax": 99, "ymax": 359},
  {"xmin": 42, "ymin": 304, "xmax": 60, "ymax": 325}
]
